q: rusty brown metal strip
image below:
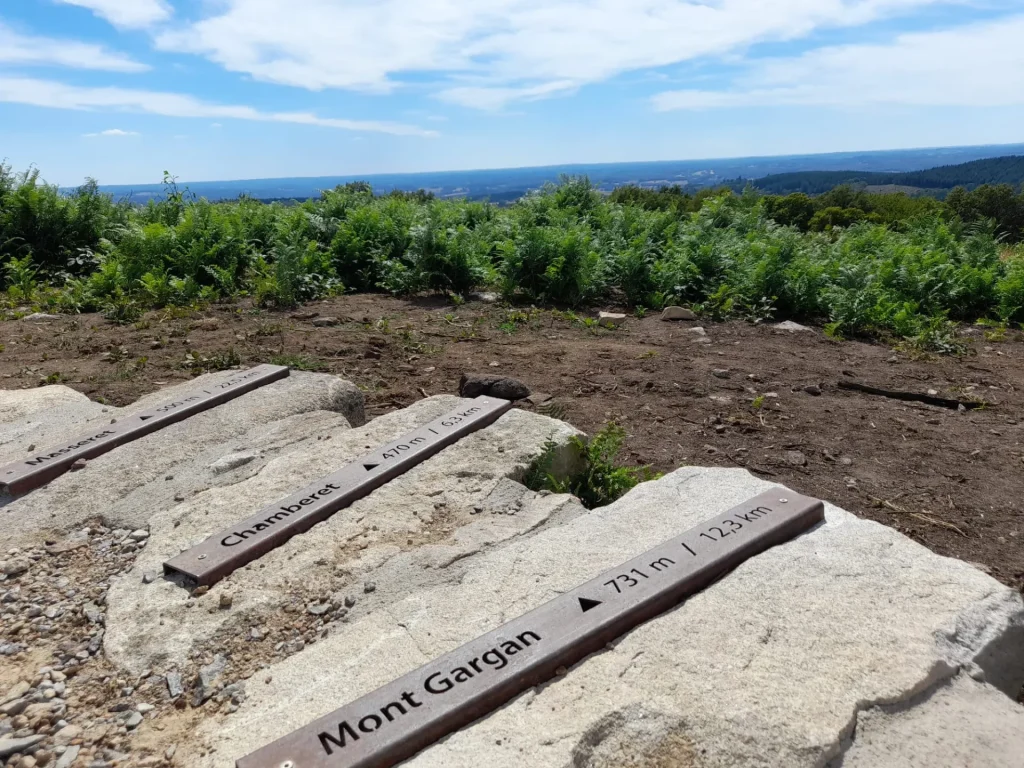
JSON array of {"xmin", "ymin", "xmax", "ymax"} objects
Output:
[
  {"xmin": 0, "ymin": 364, "xmax": 289, "ymax": 495},
  {"xmin": 237, "ymin": 488, "xmax": 824, "ymax": 768},
  {"xmin": 163, "ymin": 396, "xmax": 515, "ymax": 588}
]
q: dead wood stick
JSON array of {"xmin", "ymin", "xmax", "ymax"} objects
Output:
[
  {"xmin": 837, "ymin": 381, "xmax": 987, "ymax": 410},
  {"xmin": 909, "ymin": 513, "xmax": 967, "ymax": 537}
]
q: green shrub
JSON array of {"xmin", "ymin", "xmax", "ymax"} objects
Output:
[
  {"xmin": 997, "ymin": 250, "xmax": 1024, "ymax": 322},
  {"xmin": 499, "ymin": 222, "xmax": 605, "ymax": 305},
  {"xmin": 4, "ymin": 254, "xmax": 38, "ymax": 303},
  {"xmin": 2, "ymin": 166, "xmax": 1023, "ymax": 351},
  {"xmin": 382, "ymin": 207, "xmax": 493, "ymax": 296},
  {"xmin": 526, "ymin": 423, "xmax": 659, "ymax": 509},
  {"xmin": 329, "ymin": 198, "xmax": 413, "ymax": 290}
]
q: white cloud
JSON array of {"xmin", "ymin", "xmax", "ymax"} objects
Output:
[
  {"xmin": 155, "ymin": 0, "xmax": 968, "ymax": 109},
  {"xmin": 0, "ymin": 23, "xmax": 146, "ymax": 71},
  {"xmin": 84, "ymin": 128, "xmax": 140, "ymax": 137},
  {"xmin": 0, "ymin": 76, "xmax": 437, "ymax": 136},
  {"xmin": 652, "ymin": 15, "xmax": 1024, "ymax": 110},
  {"xmin": 54, "ymin": 0, "xmax": 172, "ymax": 29},
  {"xmin": 438, "ymin": 80, "xmax": 578, "ymax": 111}
]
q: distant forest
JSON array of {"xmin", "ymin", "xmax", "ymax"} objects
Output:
[{"xmin": 735, "ymin": 155, "xmax": 1024, "ymax": 195}]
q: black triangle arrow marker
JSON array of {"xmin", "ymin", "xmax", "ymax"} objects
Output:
[
  {"xmin": 363, "ymin": 463, "xmax": 379, "ymax": 471},
  {"xmin": 578, "ymin": 597, "xmax": 602, "ymax": 613},
  {"xmin": 138, "ymin": 415, "xmax": 153, "ymax": 421}
]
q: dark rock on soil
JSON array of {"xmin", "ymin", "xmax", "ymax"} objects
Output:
[{"xmin": 459, "ymin": 374, "xmax": 531, "ymax": 401}]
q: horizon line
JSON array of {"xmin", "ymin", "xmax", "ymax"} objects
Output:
[{"xmin": 59, "ymin": 140, "xmax": 1024, "ymax": 189}]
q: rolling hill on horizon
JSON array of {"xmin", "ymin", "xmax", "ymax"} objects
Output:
[{"xmin": 737, "ymin": 155, "xmax": 1024, "ymax": 196}]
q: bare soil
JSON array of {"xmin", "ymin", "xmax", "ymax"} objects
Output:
[{"xmin": 2, "ymin": 297, "xmax": 1022, "ymax": 595}]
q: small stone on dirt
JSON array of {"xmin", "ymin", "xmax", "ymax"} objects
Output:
[
  {"xmin": 22, "ymin": 313, "xmax": 61, "ymax": 322},
  {"xmin": 307, "ymin": 603, "xmax": 330, "ymax": 616},
  {"xmin": 597, "ymin": 311, "xmax": 626, "ymax": 328},
  {"xmin": 803, "ymin": 385, "xmax": 822, "ymax": 396},
  {"xmin": 69, "ymin": 458, "xmax": 87, "ymax": 472},
  {"xmin": 785, "ymin": 450, "xmax": 808, "ymax": 467},
  {"xmin": 219, "ymin": 592, "xmax": 233, "ymax": 610},
  {"xmin": 51, "ymin": 724, "xmax": 81, "ymax": 746},
  {"xmin": 712, "ymin": 369, "xmax": 731, "ymax": 379},
  {"xmin": 1, "ymin": 558, "xmax": 30, "ymax": 577},
  {"xmin": 311, "ymin": 317, "xmax": 340, "ymax": 327},
  {"xmin": 0, "ymin": 735, "xmax": 44, "ymax": 759},
  {"xmin": 661, "ymin": 306, "xmax": 697, "ymax": 321},
  {"xmin": 1, "ymin": 682, "xmax": 30, "ymax": 705},
  {"xmin": 166, "ymin": 672, "xmax": 183, "ymax": 698},
  {"xmin": 54, "ymin": 747, "xmax": 79, "ymax": 768},
  {"xmin": 459, "ymin": 374, "xmax": 530, "ymax": 401},
  {"xmin": 195, "ymin": 654, "xmax": 227, "ymax": 703},
  {"xmin": 774, "ymin": 320, "xmax": 812, "ymax": 332}
]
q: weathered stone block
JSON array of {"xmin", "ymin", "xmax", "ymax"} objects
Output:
[
  {"xmin": 194, "ymin": 467, "xmax": 1024, "ymax": 768},
  {"xmin": 1, "ymin": 371, "xmax": 365, "ymax": 546},
  {"xmin": 104, "ymin": 396, "xmax": 583, "ymax": 674}
]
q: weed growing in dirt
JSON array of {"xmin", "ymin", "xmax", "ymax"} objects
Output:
[
  {"xmin": 270, "ymin": 354, "xmax": 328, "ymax": 372},
  {"xmin": 184, "ymin": 348, "xmax": 241, "ymax": 373},
  {"xmin": 101, "ymin": 290, "xmax": 143, "ymax": 325},
  {"xmin": 116, "ymin": 356, "xmax": 148, "ymax": 380},
  {"xmin": 526, "ymin": 423, "xmax": 660, "ymax": 509},
  {"xmin": 498, "ymin": 308, "xmax": 535, "ymax": 335}
]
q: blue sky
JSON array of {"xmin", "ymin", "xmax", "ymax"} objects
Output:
[{"xmin": 2, "ymin": 0, "xmax": 1023, "ymax": 185}]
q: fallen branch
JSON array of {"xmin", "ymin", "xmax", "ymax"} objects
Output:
[
  {"xmin": 868, "ymin": 494, "xmax": 907, "ymax": 514},
  {"xmin": 837, "ymin": 381, "xmax": 987, "ymax": 410},
  {"xmin": 909, "ymin": 513, "xmax": 967, "ymax": 537}
]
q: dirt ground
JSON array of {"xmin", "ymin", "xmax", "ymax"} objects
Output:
[{"xmin": 2, "ymin": 296, "xmax": 1021, "ymax": 596}]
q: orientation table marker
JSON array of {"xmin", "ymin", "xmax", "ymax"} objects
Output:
[
  {"xmin": 164, "ymin": 396, "xmax": 514, "ymax": 587},
  {"xmin": 237, "ymin": 488, "xmax": 824, "ymax": 768},
  {"xmin": 0, "ymin": 364, "xmax": 289, "ymax": 495}
]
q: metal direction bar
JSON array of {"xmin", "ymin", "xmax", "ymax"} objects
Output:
[
  {"xmin": 237, "ymin": 488, "xmax": 824, "ymax": 768},
  {"xmin": 164, "ymin": 396, "xmax": 514, "ymax": 588},
  {"xmin": 0, "ymin": 365, "xmax": 289, "ymax": 495}
]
